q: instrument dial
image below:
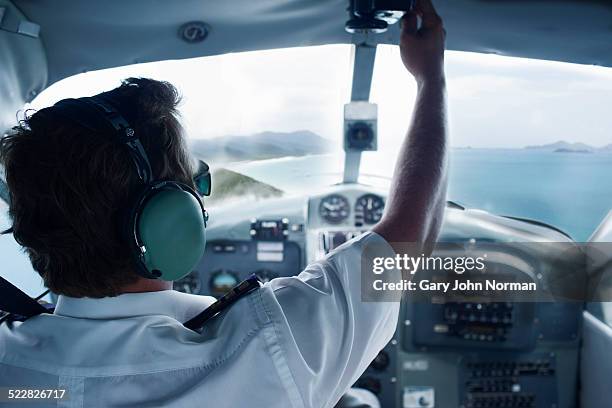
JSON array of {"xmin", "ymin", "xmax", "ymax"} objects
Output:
[
  {"xmin": 319, "ymin": 194, "xmax": 350, "ymax": 224},
  {"xmin": 355, "ymin": 194, "xmax": 385, "ymax": 225},
  {"xmin": 209, "ymin": 270, "xmax": 239, "ymax": 296}
]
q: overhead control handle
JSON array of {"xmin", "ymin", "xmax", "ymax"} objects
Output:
[{"xmin": 346, "ymin": 0, "xmax": 416, "ymax": 33}]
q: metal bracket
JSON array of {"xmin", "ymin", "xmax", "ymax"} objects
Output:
[{"xmin": 342, "ymin": 41, "xmax": 378, "ymax": 184}]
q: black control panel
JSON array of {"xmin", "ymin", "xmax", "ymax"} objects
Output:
[
  {"xmin": 411, "ymin": 302, "xmax": 537, "ymax": 350},
  {"xmin": 443, "ymin": 302, "xmax": 515, "ymax": 342},
  {"xmin": 400, "ymin": 300, "xmax": 581, "ymax": 408},
  {"xmin": 460, "ymin": 354, "xmax": 557, "ymax": 408},
  {"xmin": 407, "ymin": 302, "xmax": 580, "ymax": 351}
]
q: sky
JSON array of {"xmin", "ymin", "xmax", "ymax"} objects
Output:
[{"xmin": 29, "ymin": 44, "xmax": 612, "ymax": 150}]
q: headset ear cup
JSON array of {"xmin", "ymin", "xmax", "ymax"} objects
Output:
[{"xmin": 134, "ymin": 184, "xmax": 207, "ymax": 281}]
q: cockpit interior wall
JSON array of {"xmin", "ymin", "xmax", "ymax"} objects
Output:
[
  {"xmin": 10, "ymin": 0, "xmax": 612, "ymax": 89},
  {"xmin": 0, "ymin": 0, "xmax": 47, "ymax": 135}
]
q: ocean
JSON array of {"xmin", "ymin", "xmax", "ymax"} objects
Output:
[
  {"xmin": 227, "ymin": 148, "xmax": 612, "ymax": 241},
  {"xmin": 2, "ymin": 148, "xmax": 611, "ymax": 295}
]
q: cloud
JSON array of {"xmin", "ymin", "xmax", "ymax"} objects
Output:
[{"xmin": 29, "ymin": 45, "xmax": 612, "ymax": 150}]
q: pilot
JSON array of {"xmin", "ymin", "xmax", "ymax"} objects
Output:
[{"xmin": 0, "ymin": 0, "xmax": 446, "ymax": 406}]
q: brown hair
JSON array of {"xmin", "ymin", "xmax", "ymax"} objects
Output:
[{"xmin": 0, "ymin": 78, "xmax": 194, "ymax": 298}]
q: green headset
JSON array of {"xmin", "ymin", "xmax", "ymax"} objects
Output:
[{"xmin": 51, "ymin": 95, "xmax": 209, "ymax": 281}]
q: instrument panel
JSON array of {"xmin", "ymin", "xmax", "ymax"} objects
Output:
[
  {"xmin": 194, "ymin": 239, "xmax": 302, "ymax": 297},
  {"xmin": 310, "ymin": 188, "xmax": 386, "ymax": 229},
  {"xmin": 317, "ymin": 192, "xmax": 385, "ymax": 226},
  {"xmin": 174, "ymin": 184, "xmax": 581, "ymax": 408}
]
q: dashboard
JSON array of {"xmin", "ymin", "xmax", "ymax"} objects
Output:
[
  {"xmin": 174, "ymin": 184, "xmax": 582, "ymax": 408},
  {"xmin": 176, "ymin": 186, "xmax": 387, "ymax": 295}
]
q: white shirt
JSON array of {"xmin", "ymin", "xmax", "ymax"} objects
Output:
[{"xmin": 0, "ymin": 232, "xmax": 399, "ymax": 408}]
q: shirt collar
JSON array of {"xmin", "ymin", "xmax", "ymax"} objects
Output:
[{"xmin": 54, "ymin": 290, "xmax": 216, "ymax": 323}]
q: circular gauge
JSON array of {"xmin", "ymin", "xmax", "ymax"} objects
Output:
[
  {"xmin": 319, "ymin": 194, "xmax": 350, "ymax": 224},
  {"xmin": 209, "ymin": 270, "xmax": 239, "ymax": 296},
  {"xmin": 254, "ymin": 269, "xmax": 279, "ymax": 283},
  {"xmin": 355, "ymin": 194, "xmax": 385, "ymax": 225},
  {"xmin": 173, "ymin": 271, "xmax": 201, "ymax": 294}
]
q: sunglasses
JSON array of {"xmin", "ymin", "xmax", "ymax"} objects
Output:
[{"xmin": 193, "ymin": 160, "xmax": 212, "ymax": 197}]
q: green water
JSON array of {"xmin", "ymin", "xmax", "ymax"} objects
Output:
[
  {"xmin": 447, "ymin": 149, "xmax": 611, "ymax": 241},
  {"xmin": 228, "ymin": 149, "xmax": 612, "ymax": 241}
]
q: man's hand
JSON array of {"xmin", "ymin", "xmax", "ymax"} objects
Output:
[{"xmin": 399, "ymin": 0, "xmax": 446, "ymax": 84}]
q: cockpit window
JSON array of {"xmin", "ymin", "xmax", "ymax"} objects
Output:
[
  {"xmin": 368, "ymin": 45, "xmax": 612, "ymax": 241},
  {"xmin": 29, "ymin": 45, "xmax": 352, "ymax": 206},
  {"xmin": 29, "ymin": 45, "xmax": 612, "ymax": 239}
]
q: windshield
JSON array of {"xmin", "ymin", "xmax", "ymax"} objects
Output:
[{"xmin": 24, "ymin": 45, "xmax": 612, "ymax": 241}]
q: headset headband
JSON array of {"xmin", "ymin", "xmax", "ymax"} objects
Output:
[{"xmin": 52, "ymin": 97, "xmax": 153, "ymax": 184}]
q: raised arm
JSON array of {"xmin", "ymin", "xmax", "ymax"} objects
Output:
[{"xmin": 373, "ymin": 0, "xmax": 448, "ymax": 252}]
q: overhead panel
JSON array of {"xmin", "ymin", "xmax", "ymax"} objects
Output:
[{"xmin": 9, "ymin": 0, "xmax": 612, "ymax": 88}]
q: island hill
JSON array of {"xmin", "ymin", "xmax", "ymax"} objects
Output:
[
  {"xmin": 190, "ymin": 130, "xmax": 334, "ymax": 162},
  {"xmin": 525, "ymin": 141, "xmax": 612, "ymax": 154},
  {"xmin": 189, "ymin": 130, "xmax": 335, "ymax": 204},
  {"xmin": 206, "ymin": 168, "xmax": 283, "ymax": 205}
]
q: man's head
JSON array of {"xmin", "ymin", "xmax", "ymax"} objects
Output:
[{"xmin": 0, "ymin": 78, "xmax": 196, "ymax": 298}]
